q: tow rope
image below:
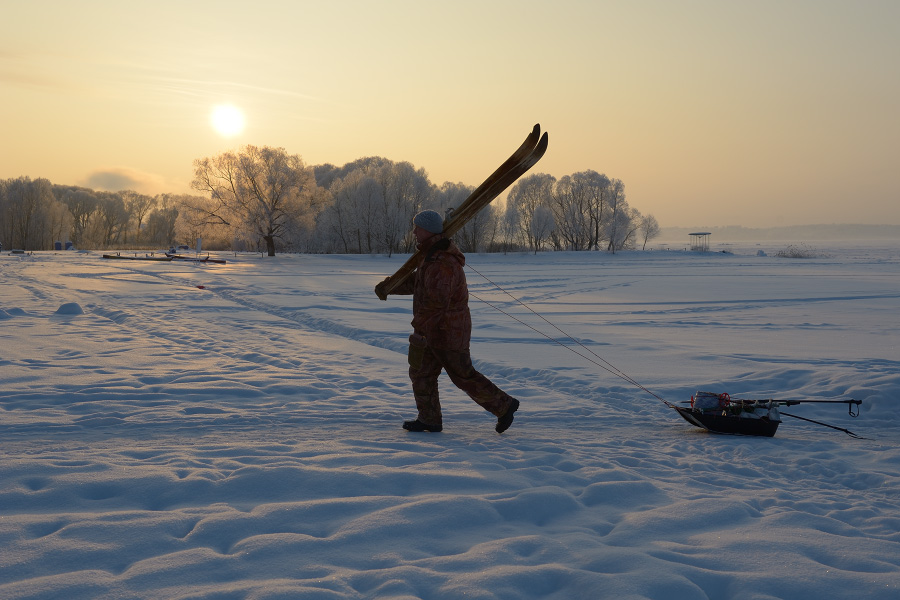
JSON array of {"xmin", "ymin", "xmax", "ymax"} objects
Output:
[
  {"xmin": 466, "ymin": 263, "xmax": 669, "ymax": 405},
  {"xmin": 466, "ymin": 264, "xmax": 865, "ymax": 439}
]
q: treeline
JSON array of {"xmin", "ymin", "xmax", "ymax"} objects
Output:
[
  {"xmin": 1, "ymin": 145, "xmax": 659, "ymax": 255},
  {"xmin": 0, "ymin": 177, "xmax": 184, "ymax": 251}
]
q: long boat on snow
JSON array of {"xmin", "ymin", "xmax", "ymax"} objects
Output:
[
  {"xmin": 102, "ymin": 253, "xmax": 172, "ymax": 261},
  {"xmin": 165, "ymin": 254, "xmax": 227, "ymax": 264}
]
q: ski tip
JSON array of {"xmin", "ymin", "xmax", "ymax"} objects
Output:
[{"xmin": 536, "ymin": 131, "xmax": 549, "ymax": 155}]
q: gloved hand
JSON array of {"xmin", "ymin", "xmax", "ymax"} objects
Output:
[{"xmin": 374, "ymin": 276, "xmax": 391, "ymax": 301}]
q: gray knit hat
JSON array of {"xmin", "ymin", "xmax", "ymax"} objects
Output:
[{"xmin": 413, "ymin": 210, "xmax": 444, "ymax": 234}]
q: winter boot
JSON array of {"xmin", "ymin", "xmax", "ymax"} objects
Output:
[
  {"xmin": 402, "ymin": 419, "xmax": 443, "ymax": 432},
  {"xmin": 495, "ymin": 399, "xmax": 519, "ymax": 434}
]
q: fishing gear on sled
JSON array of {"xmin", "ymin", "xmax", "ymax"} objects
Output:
[
  {"xmin": 466, "ymin": 266, "xmax": 866, "ymax": 440},
  {"xmin": 673, "ymin": 392, "xmax": 864, "ymax": 438}
]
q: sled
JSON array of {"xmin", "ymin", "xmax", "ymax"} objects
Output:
[{"xmin": 673, "ymin": 392, "xmax": 862, "ymax": 438}]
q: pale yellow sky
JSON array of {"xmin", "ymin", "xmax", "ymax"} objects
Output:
[{"xmin": 2, "ymin": 0, "xmax": 898, "ymax": 227}]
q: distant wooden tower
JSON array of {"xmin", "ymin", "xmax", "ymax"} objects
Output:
[{"xmin": 689, "ymin": 232, "xmax": 711, "ymax": 251}]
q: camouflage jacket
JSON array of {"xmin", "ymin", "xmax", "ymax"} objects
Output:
[{"xmin": 392, "ymin": 236, "xmax": 472, "ymax": 351}]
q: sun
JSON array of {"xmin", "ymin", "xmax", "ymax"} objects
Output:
[{"xmin": 210, "ymin": 104, "xmax": 246, "ymax": 137}]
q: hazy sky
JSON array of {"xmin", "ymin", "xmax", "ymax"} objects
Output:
[{"xmin": 2, "ymin": 0, "xmax": 898, "ymax": 228}]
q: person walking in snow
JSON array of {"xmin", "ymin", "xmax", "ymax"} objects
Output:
[{"xmin": 375, "ymin": 210, "xmax": 519, "ymax": 434}]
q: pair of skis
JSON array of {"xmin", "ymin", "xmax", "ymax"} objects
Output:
[{"xmin": 375, "ymin": 124, "xmax": 549, "ymax": 300}]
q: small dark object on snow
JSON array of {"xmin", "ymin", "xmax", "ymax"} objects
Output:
[{"xmin": 102, "ymin": 253, "xmax": 172, "ymax": 261}]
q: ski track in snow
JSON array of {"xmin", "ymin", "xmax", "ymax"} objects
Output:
[{"xmin": 0, "ymin": 244, "xmax": 898, "ymax": 600}]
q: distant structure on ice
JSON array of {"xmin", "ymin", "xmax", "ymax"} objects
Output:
[{"xmin": 689, "ymin": 232, "xmax": 711, "ymax": 252}]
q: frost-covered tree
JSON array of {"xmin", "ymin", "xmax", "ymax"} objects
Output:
[
  {"xmin": 321, "ymin": 171, "xmax": 384, "ymax": 253},
  {"xmin": 93, "ymin": 192, "xmax": 130, "ymax": 248},
  {"xmin": 174, "ymin": 194, "xmax": 236, "ymax": 250},
  {"xmin": 313, "ymin": 157, "xmax": 434, "ymax": 255},
  {"xmin": 144, "ymin": 194, "xmax": 179, "ymax": 247},
  {"xmin": 376, "ymin": 161, "xmax": 433, "ymax": 255},
  {"xmin": 604, "ymin": 178, "xmax": 630, "ymax": 253},
  {"xmin": 548, "ymin": 170, "xmax": 612, "ymax": 250},
  {"xmin": 436, "ymin": 181, "xmax": 499, "ymax": 253},
  {"xmin": 638, "ymin": 214, "xmax": 661, "ymax": 250},
  {"xmin": 0, "ymin": 177, "xmax": 64, "ymax": 250},
  {"xmin": 455, "ymin": 202, "xmax": 500, "ymax": 254},
  {"xmin": 120, "ymin": 190, "xmax": 157, "ymax": 244},
  {"xmin": 0, "ymin": 152, "xmax": 654, "ymax": 255},
  {"xmin": 61, "ymin": 188, "xmax": 99, "ymax": 248},
  {"xmin": 191, "ymin": 145, "xmax": 320, "ymax": 256},
  {"xmin": 506, "ymin": 173, "xmax": 556, "ymax": 252},
  {"xmin": 433, "ymin": 181, "xmax": 471, "ymax": 216},
  {"xmin": 530, "ymin": 204, "xmax": 555, "ymax": 254}
]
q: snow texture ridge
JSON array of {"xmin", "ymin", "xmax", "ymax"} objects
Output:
[{"xmin": 0, "ymin": 242, "xmax": 898, "ymax": 599}]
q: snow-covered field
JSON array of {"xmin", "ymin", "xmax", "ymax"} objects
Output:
[{"xmin": 1, "ymin": 241, "xmax": 898, "ymax": 600}]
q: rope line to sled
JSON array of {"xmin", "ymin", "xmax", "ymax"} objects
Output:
[
  {"xmin": 466, "ymin": 263, "xmax": 670, "ymax": 406},
  {"xmin": 465, "ymin": 264, "xmax": 866, "ymax": 439}
]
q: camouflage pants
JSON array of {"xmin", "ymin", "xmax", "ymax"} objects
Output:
[{"xmin": 409, "ymin": 346, "xmax": 515, "ymax": 427}]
